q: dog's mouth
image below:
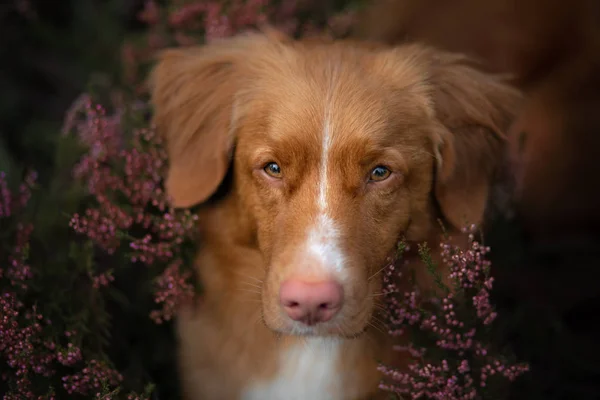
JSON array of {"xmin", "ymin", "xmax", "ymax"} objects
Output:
[
  {"xmin": 260, "ymin": 296, "xmax": 378, "ymax": 340},
  {"xmin": 264, "ymin": 318, "xmax": 369, "ymax": 340}
]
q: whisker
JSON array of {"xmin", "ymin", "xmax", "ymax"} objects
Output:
[
  {"xmin": 236, "ymin": 288, "xmax": 262, "ymax": 296},
  {"xmin": 253, "ymin": 313, "xmax": 263, "ymax": 326},
  {"xmin": 372, "ymin": 304, "xmax": 389, "ymax": 313},
  {"xmin": 370, "ymin": 315, "xmax": 390, "ymax": 332},
  {"xmin": 368, "ymin": 264, "xmax": 390, "ymax": 281},
  {"xmin": 241, "ymin": 310, "xmax": 263, "ymax": 334},
  {"xmin": 370, "ymin": 290, "xmax": 401, "ymax": 298},
  {"xmin": 370, "ymin": 312, "xmax": 387, "ymax": 324},
  {"xmin": 233, "ymin": 298, "xmax": 262, "ymax": 303},
  {"xmin": 238, "ymin": 281, "xmax": 263, "ymax": 290},
  {"xmin": 233, "ymin": 270, "xmax": 264, "ymax": 284},
  {"xmin": 367, "ymin": 321, "xmax": 387, "ymax": 336}
]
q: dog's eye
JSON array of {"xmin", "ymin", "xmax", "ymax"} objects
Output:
[
  {"xmin": 264, "ymin": 162, "xmax": 282, "ymax": 178},
  {"xmin": 369, "ymin": 166, "xmax": 391, "ymax": 182}
]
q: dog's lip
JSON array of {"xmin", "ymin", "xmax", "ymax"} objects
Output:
[{"xmin": 268, "ymin": 321, "xmax": 366, "ymax": 339}]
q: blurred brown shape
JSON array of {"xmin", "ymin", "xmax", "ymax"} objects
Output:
[{"xmin": 353, "ymin": 0, "xmax": 600, "ymax": 237}]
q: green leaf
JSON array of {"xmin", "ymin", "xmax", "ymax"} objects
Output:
[{"xmin": 418, "ymin": 242, "xmax": 449, "ymax": 294}]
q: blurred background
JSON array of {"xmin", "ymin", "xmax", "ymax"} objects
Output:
[
  {"xmin": 1, "ymin": 0, "xmax": 599, "ymax": 399},
  {"xmin": 1, "ymin": 0, "xmax": 142, "ymax": 181}
]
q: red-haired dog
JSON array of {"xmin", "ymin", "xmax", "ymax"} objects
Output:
[{"xmin": 149, "ymin": 29, "xmax": 521, "ymax": 399}]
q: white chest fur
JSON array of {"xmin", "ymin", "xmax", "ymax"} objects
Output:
[{"xmin": 241, "ymin": 338, "xmax": 346, "ymax": 400}]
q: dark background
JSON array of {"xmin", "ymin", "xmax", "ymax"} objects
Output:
[{"xmin": 0, "ymin": 0, "xmax": 146, "ymax": 181}]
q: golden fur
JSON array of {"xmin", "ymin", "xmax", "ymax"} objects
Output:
[{"xmin": 149, "ymin": 29, "xmax": 521, "ymax": 399}]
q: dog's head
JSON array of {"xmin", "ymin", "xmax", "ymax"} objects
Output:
[{"xmin": 150, "ymin": 30, "xmax": 520, "ymax": 338}]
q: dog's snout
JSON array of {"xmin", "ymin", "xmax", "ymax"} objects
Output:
[{"xmin": 279, "ymin": 279, "xmax": 344, "ymax": 326}]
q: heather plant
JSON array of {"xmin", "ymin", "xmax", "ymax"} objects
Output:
[
  {"xmin": 64, "ymin": 93, "xmax": 198, "ymax": 325},
  {"xmin": 0, "ymin": 168, "xmax": 155, "ymax": 398},
  {"xmin": 121, "ymin": 0, "xmax": 360, "ymax": 94},
  {"xmin": 379, "ymin": 227, "xmax": 530, "ymax": 399}
]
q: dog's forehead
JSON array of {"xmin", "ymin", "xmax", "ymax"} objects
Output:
[{"xmin": 260, "ymin": 61, "xmax": 430, "ymax": 155}]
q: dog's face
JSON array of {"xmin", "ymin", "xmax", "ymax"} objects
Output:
[{"xmin": 150, "ymin": 30, "xmax": 520, "ymax": 338}]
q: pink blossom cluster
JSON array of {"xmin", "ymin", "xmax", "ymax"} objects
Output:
[
  {"xmin": 379, "ymin": 226, "xmax": 529, "ymax": 399},
  {"xmin": 61, "ymin": 360, "xmax": 123, "ymax": 396},
  {"xmin": 0, "ymin": 294, "xmax": 54, "ymax": 398},
  {"xmin": 123, "ymin": 0, "xmax": 357, "ymax": 92},
  {"xmin": 146, "ymin": 0, "xmax": 297, "ymax": 42},
  {"xmin": 123, "ymin": 0, "xmax": 303, "ymax": 90},
  {"xmin": 1, "ymin": 173, "xmax": 131, "ymax": 398},
  {"xmin": 64, "ymin": 94, "xmax": 198, "ymax": 323},
  {"xmin": 149, "ymin": 260, "xmax": 195, "ymax": 324},
  {"xmin": 56, "ymin": 342, "xmax": 83, "ymax": 367},
  {"xmin": 0, "ymin": 173, "xmax": 54, "ymax": 398},
  {"xmin": 0, "ymin": 170, "xmax": 36, "ymax": 219}
]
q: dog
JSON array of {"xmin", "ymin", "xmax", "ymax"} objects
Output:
[{"xmin": 149, "ymin": 28, "xmax": 521, "ymax": 400}]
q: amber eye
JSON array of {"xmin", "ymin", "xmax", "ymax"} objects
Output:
[
  {"xmin": 369, "ymin": 166, "xmax": 391, "ymax": 182},
  {"xmin": 264, "ymin": 162, "xmax": 282, "ymax": 178}
]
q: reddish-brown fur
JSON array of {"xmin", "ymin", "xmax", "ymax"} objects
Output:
[{"xmin": 149, "ymin": 29, "xmax": 521, "ymax": 399}]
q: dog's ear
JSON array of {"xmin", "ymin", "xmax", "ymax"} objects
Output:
[
  {"xmin": 149, "ymin": 30, "xmax": 289, "ymax": 208},
  {"xmin": 428, "ymin": 51, "xmax": 522, "ymax": 229},
  {"xmin": 150, "ymin": 45, "xmax": 240, "ymax": 208}
]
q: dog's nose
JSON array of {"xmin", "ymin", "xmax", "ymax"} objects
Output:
[{"xmin": 279, "ymin": 279, "xmax": 343, "ymax": 325}]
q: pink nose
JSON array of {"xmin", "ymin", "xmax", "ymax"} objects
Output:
[{"xmin": 279, "ymin": 280, "xmax": 344, "ymax": 326}]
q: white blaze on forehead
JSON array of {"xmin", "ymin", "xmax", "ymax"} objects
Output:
[
  {"xmin": 302, "ymin": 113, "xmax": 347, "ymax": 279},
  {"xmin": 318, "ymin": 116, "xmax": 333, "ymax": 211},
  {"xmin": 306, "ymin": 214, "xmax": 345, "ymax": 275}
]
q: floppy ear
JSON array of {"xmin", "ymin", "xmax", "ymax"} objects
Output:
[
  {"xmin": 428, "ymin": 51, "xmax": 522, "ymax": 229},
  {"xmin": 149, "ymin": 31, "xmax": 286, "ymax": 208},
  {"xmin": 149, "ymin": 45, "xmax": 242, "ymax": 208}
]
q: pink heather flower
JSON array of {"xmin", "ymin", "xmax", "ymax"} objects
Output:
[
  {"xmin": 0, "ymin": 172, "xmax": 100, "ymax": 399},
  {"xmin": 123, "ymin": 0, "xmax": 347, "ymax": 95},
  {"xmin": 91, "ymin": 271, "xmax": 115, "ymax": 289},
  {"xmin": 56, "ymin": 343, "xmax": 83, "ymax": 367},
  {"xmin": 64, "ymin": 95, "xmax": 199, "ymax": 322},
  {"xmin": 0, "ymin": 170, "xmax": 36, "ymax": 219},
  {"xmin": 150, "ymin": 260, "xmax": 195, "ymax": 324},
  {"xmin": 379, "ymin": 229, "xmax": 529, "ymax": 398},
  {"xmin": 168, "ymin": 2, "xmax": 206, "ymax": 27},
  {"xmin": 61, "ymin": 359, "xmax": 123, "ymax": 396},
  {"xmin": 5, "ymin": 223, "xmax": 34, "ymax": 289},
  {"xmin": 1, "ymin": 229, "xmax": 57, "ymax": 397}
]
